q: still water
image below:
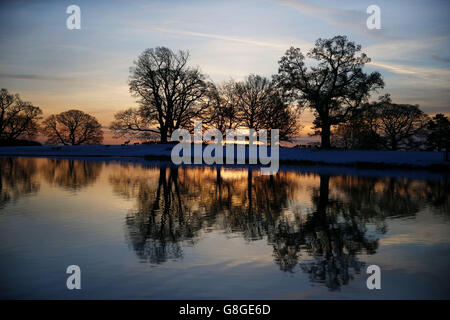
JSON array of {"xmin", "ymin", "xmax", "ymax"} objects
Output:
[{"xmin": 0, "ymin": 157, "xmax": 449, "ymax": 299}]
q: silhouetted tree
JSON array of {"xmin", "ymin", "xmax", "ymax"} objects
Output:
[
  {"xmin": 376, "ymin": 95, "xmax": 428, "ymax": 150},
  {"xmin": 263, "ymin": 94, "xmax": 300, "ymax": 142},
  {"xmin": 426, "ymin": 114, "xmax": 450, "ymax": 152},
  {"xmin": 111, "ymin": 47, "xmax": 209, "ymax": 143},
  {"xmin": 235, "ymin": 74, "xmax": 299, "ymax": 141},
  {"xmin": 0, "ymin": 88, "xmax": 42, "ymax": 141},
  {"xmin": 203, "ymin": 81, "xmax": 239, "ymax": 134},
  {"xmin": 275, "ymin": 36, "xmax": 384, "ymax": 149},
  {"xmin": 235, "ymin": 75, "xmax": 274, "ymax": 132},
  {"xmin": 332, "ymin": 102, "xmax": 382, "ymax": 149},
  {"xmin": 42, "ymin": 109, "xmax": 103, "ymax": 145}
]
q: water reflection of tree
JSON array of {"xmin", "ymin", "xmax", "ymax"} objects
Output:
[
  {"xmin": 423, "ymin": 179, "xmax": 449, "ymax": 215},
  {"xmin": 110, "ymin": 163, "xmax": 449, "ymax": 289},
  {"xmin": 1, "ymin": 158, "xmax": 103, "ymax": 208},
  {"xmin": 110, "ymin": 165, "xmax": 206, "ymax": 264},
  {"xmin": 332, "ymin": 175, "xmax": 449, "ymax": 223},
  {"xmin": 217, "ymin": 169, "xmax": 293, "ymax": 241},
  {"xmin": 42, "ymin": 159, "xmax": 102, "ymax": 191},
  {"xmin": 0, "ymin": 158, "xmax": 40, "ymax": 209},
  {"xmin": 285, "ymin": 175, "xmax": 449, "ymax": 289},
  {"xmin": 293, "ymin": 175, "xmax": 377, "ymax": 290}
]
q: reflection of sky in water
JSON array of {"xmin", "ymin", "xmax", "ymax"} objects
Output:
[{"xmin": 0, "ymin": 157, "xmax": 449, "ymax": 299}]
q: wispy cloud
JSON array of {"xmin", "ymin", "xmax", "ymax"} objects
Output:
[
  {"xmin": 154, "ymin": 27, "xmax": 294, "ymax": 49},
  {"xmin": 369, "ymin": 62, "xmax": 416, "ymax": 75},
  {"xmin": 0, "ymin": 73, "xmax": 83, "ymax": 83},
  {"xmin": 273, "ymin": 0, "xmax": 366, "ymax": 33},
  {"xmin": 369, "ymin": 61, "xmax": 450, "ymax": 84},
  {"xmin": 0, "ymin": 73, "xmax": 117, "ymax": 88},
  {"xmin": 431, "ymin": 55, "xmax": 450, "ymax": 63},
  {"xmin": 365, "ymin": 37, "xmax": 448, "ymax": 60}
]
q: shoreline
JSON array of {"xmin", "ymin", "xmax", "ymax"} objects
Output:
[
  {"xmin": 0, "ymin": 144, "xmax": 449, "ymax": 172},
  {"xmin": 143, "ymin": 154, "xmax": 450, "ymax": 172}
]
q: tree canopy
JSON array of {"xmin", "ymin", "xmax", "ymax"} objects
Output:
[
  {"xmin": 111, "ymin": 47, "xmax": 210, "ymax": 143},
  {"xmin": 0, "ymin": 88, "xmax": 42, "ymax": 141},
  {"xmin": 42, "ymin": 109, "xmax": 103, "ymax": 145},
  {"xmin": 376, "ymin": 95, "xmax": 428, "ymax": 150},
  {"xmin": 275, "ymin": 35, "xmax": 384, "ymax": 149},
  {"xmin": 426, "ymin": 114, "xmax": 450, "ymax": 152}
]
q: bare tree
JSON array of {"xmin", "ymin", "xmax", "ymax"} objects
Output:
[
  {"xmin": 235, "ymin": 75, "xmax": 274, "ymax": 132},
  {"xmin": 426, "ymin": 114, "xmax": 450, "ymax": 152},
  {"xmin": 203, "ymin": 81, "xmax": 239, "ymax": 134},
  {"xmin": 332, "ymin": 102, "xmax": 382, "ymax": 149},
  {"xmin": 111, "ymin": 47, "xmax": 209, "ymax": 143},
  {"xmin": 110, "ymin": 108, "xmax": 160, "ymax": 141},
  {"xmin": 42, "ymin": 109, "xmax": 103, "ymax": 145},
  {"xmin": 234, "ymin": 75, "xmax": 300, "ymax": 141},
  {"xmin": 0, "ymin": 88, "xmax": 42, "ymax": 141},
  {"xmin": 202, "ymin": 77, "xmax": 299, "ymax": 141},
  {"xmin": 275, "ymin": 36, "xmax": 384, "ymax": 149},
  {"xmin": 262, "ymin": 94, "xmax": 301, "ymax": 142},
  {"xmin": 376, "ymin": 95, "xmax": 428, "ymax": 150}
]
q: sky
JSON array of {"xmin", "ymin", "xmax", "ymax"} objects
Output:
[{"xmin": 0, "ymin": 0, "xmax": 449, "ymax": 143}]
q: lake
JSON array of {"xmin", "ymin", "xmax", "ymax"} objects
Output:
[{"xmin": 0, "ymin": 157, "xmax": 449, "ymax": 299}]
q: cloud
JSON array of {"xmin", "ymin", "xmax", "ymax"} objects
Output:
[
  {"xmin": 369, "ymin": 61, "xmax": 450, "ymax": 85},
  {"xmin": 0, "ymin": 73, "xmax": 117, "ymax": 88},
  {"xmin": 369, "ymin": 62, "xmax": 416, "ymax": 75},
  {"xmin": 431, "ymin": 55, "xmax": 450, "ymax": 63},
  {"xmin": 273, "ymin": 0, "xmax": 366, "ymax": 33},
  {"xmin": 0, "ymin": 73, "xmax": 89, "ymax": 83},
  {"xmin": 154, "ymin": 27, "xmax": 293, "ymax": 49},
  {"xmin": 365, "ymin": 37, "xmax": 448, "ymax": 60}
]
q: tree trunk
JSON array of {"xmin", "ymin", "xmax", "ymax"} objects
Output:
[
  {"xmin": 317, "ymin": 175, "xmax": 330, "ymax": 214},
  {"xmin": 160, "ymin": 128, "xmax": 168, "ymax": 144},
  {"xmin": 321, "ymin": 124, "xmax": 331, "ymax": 149},
  {"xmin": 390, "ymin": 136, "xmax": 398, "ymax": 151}
]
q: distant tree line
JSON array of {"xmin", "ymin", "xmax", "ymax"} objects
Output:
[
  {"xmin": 0, "ymin": 89, "xmax": 103, "ymax": 146},
  {"xmin": 0, "ymin": 35, "xmax": 448, "ymax": 151}
]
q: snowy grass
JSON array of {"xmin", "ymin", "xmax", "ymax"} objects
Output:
[{"xmin": 0, "ymin": 144, "xmax": 448, "ymax": 170}]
